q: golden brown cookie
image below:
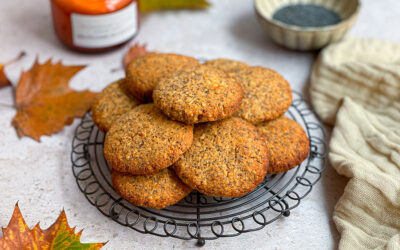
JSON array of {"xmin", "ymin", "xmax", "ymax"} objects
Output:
[
  {"xmin": 92, "ymin": 79, "xmax": 141, "ymax": 132},
  {"xmin": 104, "ymin": 104, "xmax": 193, "ymax": 175},
  {"xmin": 173, "ymin": 117, "xmax": 268, "ymax": 198},
  {"xmin": 256, "ymin": 116, "xmax": 309, "ymax": 174},
  {"xmin": 234, "ymin": 66, "xmax": 292, "ymax": 124},
  {"xmin": 203, "ymin": 58, "xmax": 248, "ymax": 73},
  {"xmin": 153, "ymin": 65, "xmax": 244, "ymax": 124},
  {"xmin": 111, "ymin": 168, "xmax": 192, "ymax": 209},
  {"xmin": 126, "ymin": 53, "xmax": 199, "ymax": 102}
]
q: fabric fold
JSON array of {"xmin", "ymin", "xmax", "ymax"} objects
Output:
[
  {"xmin": 330, "ymin": 98, "xmax": 400, "ymax": 250},
  {"xmin": 310, "ymin": 37, "xmax": 400, "ymax": 249}
]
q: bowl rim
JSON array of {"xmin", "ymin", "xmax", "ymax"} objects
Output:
[{"xmin": 254, "ymin": 0, "xmax": 361, "ymax": 32}]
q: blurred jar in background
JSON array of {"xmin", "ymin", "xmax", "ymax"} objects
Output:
[{"xmin": 51, "ymin": 0, "xmax": 139, "ymax": 52}]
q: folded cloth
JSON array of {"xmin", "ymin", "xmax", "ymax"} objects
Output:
[
  {"xmin": 310, "ymin": 37, "xmax": 400, "ymax": 126},
  {"xmin": 309, "ymin": 37, "xmax": 400, "ymax": 250},
  {"xmin": 331, "ymin": 98, "xmax": 400, "ymax": 250}
]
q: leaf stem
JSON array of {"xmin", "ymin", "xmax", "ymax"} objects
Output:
[
  {"xmin": 5, "ymin": 51, "xmax": 26, "ymax": 66},
  {"xmin": 110, "ymin": 67, "xmax": 123, "ymax": 73},
  {"xmin": 0, "ymin": 103, "xmax": 15, "ymax": 109}
]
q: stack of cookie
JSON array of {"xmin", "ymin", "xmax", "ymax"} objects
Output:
[{"xmin": 92, "ymin": 54, "xmax": 309, "ymax": 209}]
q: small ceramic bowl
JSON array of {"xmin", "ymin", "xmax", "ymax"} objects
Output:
[{"xmin": 254, "ymin": 0, "xmax": 360, "ymax": 51}]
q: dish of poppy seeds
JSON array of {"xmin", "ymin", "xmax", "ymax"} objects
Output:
[{"xmin": 93, "ymin": 54, "xmax": 310, "ymax": 209}]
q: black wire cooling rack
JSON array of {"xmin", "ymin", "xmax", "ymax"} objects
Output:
[{"xmin": 71, "ymin": 91, "xmax": 326, "ymax": 246}]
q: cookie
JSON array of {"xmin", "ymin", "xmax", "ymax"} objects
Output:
[
  {"xmin": 173, "ymin": 117, "xmax": 268, "ymax": 198},
  {"xmin": 256, "ymin": 116, "xmax": 309, "ymax": 174},
  {"xmin": 203, "ymin": 58, "xmax": 248, "ymax": 73},
  {"xmin": 125, "ymin": 53, "xmax": 199, "ymax": 102},
  {"xmin": 234, "ymin": 66, "xmax": 292, "ymax": 124},
  {"xmin": 104, "ymin": 104, "xmax": 193, "ymax": 175},
  {"xmin": 111, "ymin": 168, "xmax": 192, "ymax": 209},
  {"xmin": 153, "ymin": 65, "xmax": 244, "ymax": 124},
  {"xmin": 92, "ymin": 79, "xmax": 141, "ymax": 132}
]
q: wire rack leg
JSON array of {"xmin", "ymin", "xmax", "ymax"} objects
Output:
[
  {"xmin": 196, "ymin": 192, "xmax": 206, "ymax": 247},
  {"xmin": 267, "ymin": 189, "xmax": 291, "ymax": 217}
]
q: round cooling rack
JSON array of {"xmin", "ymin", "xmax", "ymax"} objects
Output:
[{"xmin": 71, "ymin": 91, "xmax": 326, "ymax": 246}]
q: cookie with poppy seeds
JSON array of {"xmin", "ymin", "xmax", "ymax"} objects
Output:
[
  {"xmin": 203, "ymin": 58, "xmax": 249, "ymax": 74},
  {"xmin": 173, "ymin": 117, "xmax": 268, "ymax": 198},
  {"xmin": 92, "ymin": 79, "xmax": 141, "ymax": 132},
  {"xmin": 256, "ymin": 116, "xmax": 309, "ymax": 174},
  {"xmin": 126, "ymin": 53, "xmax": 199, "ymax": 102},
  {"xmin": 233, "ymin": 66, "xmax": 292, "ymax": 124},
  {"xmin": 153, "ymin": 65, "xmax": 244, "ymax": 124},
  {"xmin": 111, "ymin": 168, "xmax": 192, "ymax": 209},
  {"xmin": 104, "ymin": 104, "xmax": 193, "ymax": 175}
]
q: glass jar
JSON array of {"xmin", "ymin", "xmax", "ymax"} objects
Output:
[{"xmin": 50, "ymin": 0, "xmax": 140, "ymax": 52}]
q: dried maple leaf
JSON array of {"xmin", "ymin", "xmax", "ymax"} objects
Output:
[
  {"xmin": 0, "ymin": 203, "xmax": 105, "ymax": 249},
  {"xmin": 123, "ymin": 43, "xmax": 149, "ymax": 68},
  {"xmin": 12, "ymin": 59, "xmax": 98, "ymax": 141},
  {"xmin": 140, "ymin": 0, "xmax": 210, "ymax": 12},
  {"xmin": 0, "ymin": 52, "xmax": 26, "ymax": 88}
]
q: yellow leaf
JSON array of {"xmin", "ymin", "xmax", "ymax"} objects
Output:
[{"xmin": 140, "ymin": 0, "xmax": 210, "ymax": 12}]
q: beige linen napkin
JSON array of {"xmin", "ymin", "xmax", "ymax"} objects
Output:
[
  {"xmin": 310, "ymin": 37, "xmax": 400, "ymax": 126},
  {"xmin": 309, "ymin": 37, "xmax": 400, "ymax": 249}
]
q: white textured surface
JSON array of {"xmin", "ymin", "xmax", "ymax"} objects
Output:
[{"xmin": 0, "ymin": 0, "xmax": 399, "ymax": 249}]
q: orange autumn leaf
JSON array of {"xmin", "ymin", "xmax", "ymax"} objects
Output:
[
  {"xmin": 0, "ymin": 63, "xmax": 12, "ymax": 88},
  {"xmin": 123, "ymin": 43, "xmax": 149, "ymax": 68},
  {"xmin": 0, "ymin": 52, "xmax": 26, "ymax": 88},
  {"xmin": 0, "ymin": 203, "xmax": 105, "ymax": 249},
  {"xmin": 12, "ymin": 59, "xmax": 98, "ymax": 141}
]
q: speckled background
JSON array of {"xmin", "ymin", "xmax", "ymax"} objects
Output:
[{"xmin": 0, "ymin": 0, "xmax": 399, "ymax": 249}]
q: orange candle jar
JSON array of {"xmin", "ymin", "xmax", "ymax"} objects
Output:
[{"xmin": 51, "ymin": 0, "xmax": 139, "ymax": 52}]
